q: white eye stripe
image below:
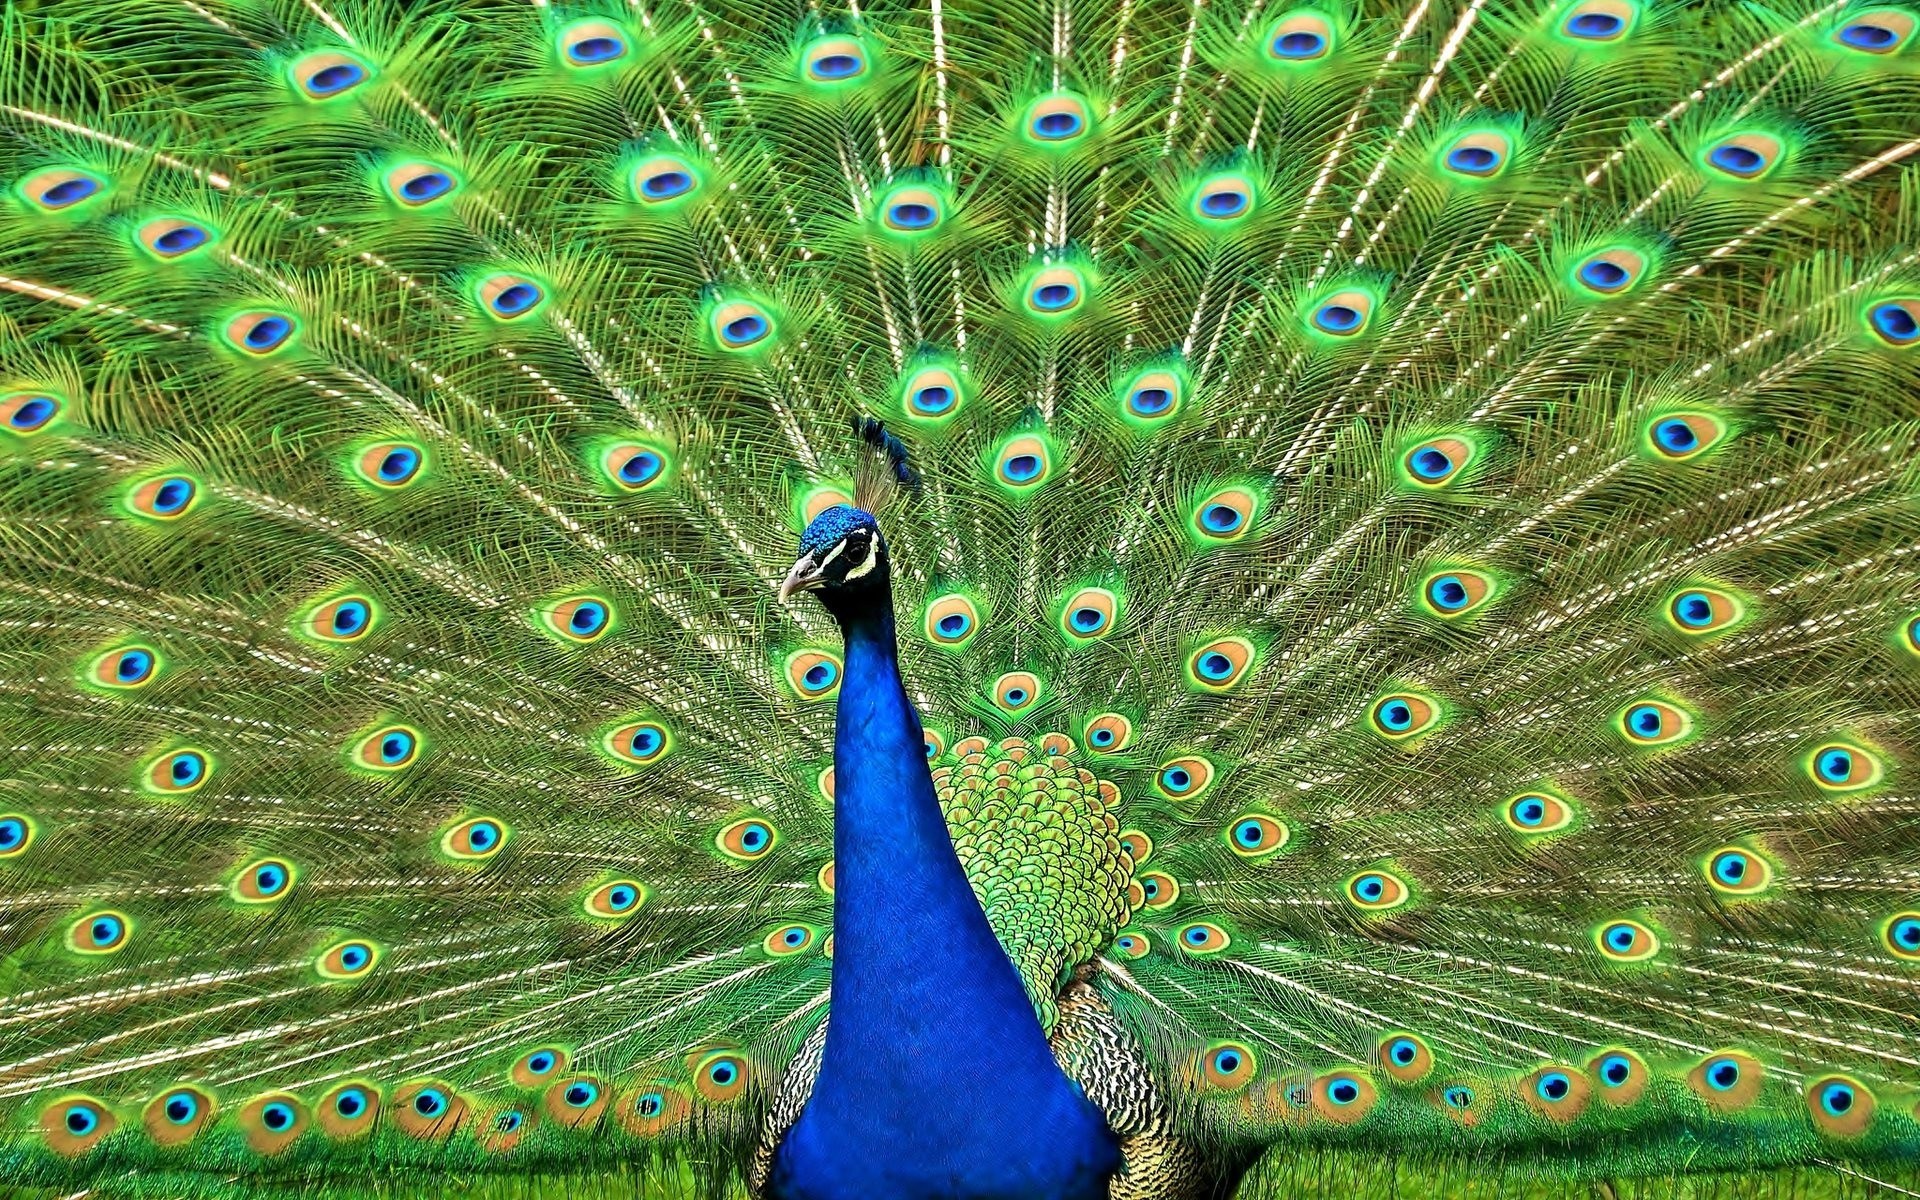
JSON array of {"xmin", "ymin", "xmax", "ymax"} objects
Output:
[
  {"xmin": 844, "ymin": 549, "xmax": 878, "ymax": 580},
  {"xmin": 816, "ymin": 538, "xmax": 850, "ymax": 570}
]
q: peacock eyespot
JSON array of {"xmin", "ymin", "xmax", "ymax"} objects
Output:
[
  {"xmin": 242, "ymin": 1097, "xmax": 302, "ymax": 1152},
  {"xmin": 1559, "ymin": 0, "xmax": 1636, "ymax": 40},
  {"xmin": 20, "ymin": 167, "xmax": 108, "ymax": 214},
  {"xmin": 1178, "ymin": 922, "xmax": 1230, "ymax": 954},
  {"xmin": 1155, "ymin": 755, "xmax": 1214, "ymax": 800},
  {"xmin": 291, "ymin": 50, "xmax": 374, "ymax": 101},
  {"xmin": 1834, "ymin": 10, "xmax": 1915, "ymax": 54},
  {"xmin": 1442, "ymin": 1085, "xmax": 1476, "ymax": 1110},
  {"xmin": 1882, "ymin": 913, "xmax": 1920, "ymax": 961},
  {"xmin": 2, "ymin": 390, "xmax": 63, "ymax": 433},
  {"xmin": 1419, "ymin": 568, "xmax": 1497, "ymax": 618},
  {"xmin": 1523, "ymin": 1065, "xmax": 1591, "ymax": 1120},
  {"xmin": 1201, "ymin": 1042, "xmax": 1257, "ymax": 1089},
  {"xmin": 630, "ymin": 155, "xmax": 701, "ymax": 205},
  {"xmin": 383, "ymin": 162, "xmax": 460, "ymax": 208},
  {"xmin": 717, "ymin": 818, "xmax": 777, "ymax": 862},
  {"xmin": 786, "ymin": 649, "xmax": 843, "ymax": 700},
  {"xmin": 234, "ymin": 857, "xmax": 296, "ymax": 903},
  {"xmin": 993, "ymin": 671, "xmax": 1042, "ymax": 713},
  {"xmin": 222, "ymin": 311, "xmax": 300, "ymax": 356},
  {"xmin": 1502, "ymin": 791, "xmax": 1574, "ymax": 835},
  {"xmin": 1805, "ymin": 740, "xmax": 1883, "ymax": 792},
  {"xmin": 1644, "ymin": 412, "xmax": 1726, "ymax": 460},
  {"xmin": 352, "ymin": 724, "xmax": 421, "ymax": 772},
  {"xmin": 0, "ymin": 814, "xmax": 35, "ymax": 859},
  {"xmin": 136, "ymin": 216, "xmax": 216, "ymax": 260},
  {"xmin": 1266, "ymin": 11, "xmax": 1337, "ymax": 62},
  {"xmin": 1309, "ymin": 290, "xmax": 1375, "ymax": 337},
  {"xmin": 1703, "ymin": 133, "xmax": 1782, "ymax": 181},
  {"xmin": 129, "ymin": 474, "xmax": 201, "ymax": 520},
  {"xmin": 1398, "ymin": 437, "xmax": 1475, "ymax": 488},
  {"xmin": 763, "ymin": 923, "xmax": 818, "ymax": 955},
  {"xmin": 1024, "ymin": 94, "xmax": 1092, "ymax": 144},
  {"xmin": 561, "ymin": 21, "xmax": 630, "ymax": 67},
  {"xmin": 1595, "ymin": 919, "xmax": 1658, "ymax": 961},
  {"xmin": 441, "ymin": 817, "xmax": 507, "ymax": 861},
  {"xmin": 1865, "ymin": 299, "xmax": 1920, "ymax": 346},
  {"xmin": 1617, "ymin": 699, "xmax": 1693, "ymax": 746},
  {"xmin": 145, "ymin": 1085, "xmax": 216, "ymax": 1145},
  {"xmin": 710, "ymin": 299, "xmax": 776, "ymax": 350},
  {"xmin": 694, "ymin": 1053, "xmax": 748, "ymax": 1102},
  {"xmin": 1313, "ymin": 1072, "xmax": 1378, "ymax": 1123},
  {"xmin": 1687, "ymin": 1052, "xmax": 1763, "ymax": 1110},
  {"xmin": 1704, "ymin": 847, "xmax": 1773, "ymax": 895},
  {"xmin": 87, "ymin": 644, "xmax": 161, "ymax": 690},
  {"xmin": 1192, "ymin": 488, "xmax": 1258, "ymax": 542},
  {"xmin": 1368, "ymin": 692, "xmax": 1440, "ymax": 741},
  {"xmin": 354, "ymin": 441, "xmax": 427, "ymax": 489},
  {"xmin": 1138, "ymin": 871, "xmax": 1180, "ymax": 909},
  {"xmin": 540, "ymin": 596, "xmax": 615, "ymax": 644},
  {"xmin": 600, "ymin": 442, "xmax": 671, "ymax": 492},
  {"xmin": 1808, "ymin": 1075, "xmax": 1876, "ymax": 1137},
  {"xmin": 1380, "ymin": 1034, "xmax": 1432, "ymax": 1082},
  {"xmin": 1022, "ymin": 266, "xmax": 1088, "ymax": 318},
  {"xmin": 1083, "ymin": 713, "xmax": 1135, "ymax": 754},
  {"xmin": 1440, "ymin": 131, "xmax": 1512, "ymax": 179},
  {"xmin": 1588, "ymin": 1049, "xmax": 1648, "ymax": 1105},
  {"xmin": 1058, "ymin": 587, "xmax": 1119, "ymax": 641},
  {"xmin": 1112, "ymin": 931, "xmax": 1149, "ymax": 959},
  {"xmin": 69, "ymin": 910, "xmax": 131, "ymax": 954},
  {"xmin": 476, "ymin": 273, "xmax": 548, "ymax": 321},
  {"xmin": 1572, "ymin": 247, "xmax": 1648, "ymax": 296},
  {"xmin": 1664, "ymin": 586, "xmax": 1745, "ymax": 635},
  {"xmin": 145, "ymin": 748, "xmax": 211, "ymax": 795},
  {"xmin": 583, "ymin": 880, "xmax": 645, "ymax": 919},
  {"xmin": 924, "ymin": 595, "xmax": 982, "ymax": 648},
  {"xmin": 1226, "ymin": 814, "xmax": 1288, "ymax": 858},
  {"xmin": 1345, "ymin": 870, "xmax": 1410, "ymax": 911},
  {"xmin": 304, "ymin": 595, "xmax": 378, "ymax": 644},
  {"xmin": 803, "ymin": 36, "xmax": 869, "ymax": 84},
  {"xmin": 545, "ymin": 1075, "xmax": 607, "ymax": 1127},
  {"xmin": 318, "ymin": 939, "xmax": 381, "ymax": 980},
  {"xmin": 1122, "ymin": 368, "xmax": 1185, "ymax": 422},
  {"xmin": 880, "ymin": 186, "xmax": 945, "ymax": 234}
]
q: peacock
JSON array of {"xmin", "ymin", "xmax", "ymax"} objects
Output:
[{"xmin": 2, "ymin": 0, "xmax": 1920, "ymax": 1196}]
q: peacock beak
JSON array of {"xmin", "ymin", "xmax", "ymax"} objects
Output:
[{"xmin": 779, "ymin": 552, "xmax": 827, "ymax": 602}]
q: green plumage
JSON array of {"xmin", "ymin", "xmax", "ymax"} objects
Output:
[{"xmin": 1, "ymin": 0, "xmax": 1919, "ymax": 1194}]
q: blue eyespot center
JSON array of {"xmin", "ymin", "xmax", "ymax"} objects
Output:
[
  {"xmin": 1033, "ymin": 112, "xmax": 1083, "ymax": 139},
  {"xmin": 1819, "ymin": 749, "xmax": 1854, "ymax": 781},
  {"xmin": 1892, "ymin": 918, "xmax": 1920, "ymax": 948},
  {"xmin": 1328, "ymin": 1078, "xmax": 1360, "ymax": 1104},
  {"xmin": 1707, "ymin": 1059, "xmax": 1740, "ymax": 1090},
  {"xmin": 1315, "ymin": 304, "xmax": 1361, "ymax": 331},
  {"xmin": 1032, "ymin": 284, "xmax": 1076, "ymax": 310},
  {"xmin": 1004, "ymin": 687, "xmax": 1029, "ymax": 704},
  {"xmin": 1821, "ymin": 1082, "xmax": 1855, "ymax": 1114},
  {"xmin": 1605, "ymin": 924, "xmax": 1637, "ymax": 952},
  {"xmin": 1142, "ymin": 878, "xmax": 1162, "ymax": 900},
  {"xmin": 740, "ymin": 824, "xmax": 769, "ymax": 851},
  {"xmin": 912, "ymin": 385, "xmax": 955, "ymax": 414},
  {"xmin": 91, "ymin": 917, "xmax": 120, "ymax": 944},
  {"xmin": 1355, "ymin": 875, "xmax": 1386, "ymax": 901},
  {"xmin": 1708, "ymin": 144, "xmax": 1765, "ymax": 177},
  {"xmin": 42, "ymin": 176, "xmax": 100, "ymax": 208},
  {"xmin": 381, "ymin": 732, "xmax": 413, "ymax": 763},
  {"xmin": 165, "ymin": 1094, "xmax": 196, "ymax": 1123},
  {"xmin": 812, "ymin": 53, "xmax": 863, "ymax": 79},
  {"xmin": 1840, "ymin": 22, "xmax": 1898, "ymax": 49},
  {"xmin": 66, "ymin": 1106, "xmax": 97, "ymax": 1134},
  {"xmin": 1091, "ymin": 728, "xmax": 1115, "ymax": 746},
  {"xmin": 257, "ymin": 865, "xmax": 286, "ymax": 892},
  {"xmin": 1381, "ymin": 702, "xmax": 1412, "ymax": 730},
  {"xmin": 401, "ymin": 172, "xmax": 453, "ymax": 202},
  {"xmin": 10, "ymin": 396, "xmax": 56, "ymax": 429},
  {"xmin": 1712, "ymin": 852, "xmax": 1747, "ymax": 884},
  {"xmin": 1071, "ymin": 607, "xmax": 1104, "ymax": 632},
  {"xmin": 336, "ymin": 1089, "xmax": 366, "ymax": 1117},
  {"xmin": 1130, "ymin": 387, "xmax": 1173, "ymax": 414},
  {"xmin": 709, "ymin": 1062, "xmax": 737, "ymax": 1085},
  {"xmin": 262, "ymin": 1102, "xmax": 293, "ymax": 1131},
  {"xmin": 0, "ymin": 819, "xmax": 22, "ymax": 849},
  {"xmin": 1199, "ymin": 652, "xmax": 1233, "ymax": 679},
  {"xmin": 1202, "ymin": 504, "xmax": 1242, "ymax": 532},
  {"xmin": 890, "ymin": 202, "xmax": 936, "ymax": 228},
  {"xmin": 1200, "ymin": 191, "xmax": 1247, "ymax": 217},
  {"xmin": 1655, "ymin": 418, "xmax": 1698, "ymax": 452},
  {"xmin": 1389, "ymin": 1039, "xmax": 1417, "ymax": 1065},
  {"xmin": 171, "ymin": 752, "xmax": 204, "ymax": 785},
  {"xmin": 1184, "ymin": 926, "xmax": 1209, "ymax": 945},
  {"xmin": 724, "ymin": 315, "xmax": 768, "ymax": 344},
  {"xmin": 1629, "ymin": 705, "xmax": 1663, "ymax": 736},
  {"xmin": 308, "ymin": 63, "xmax": 366, "ymax": 96},
  {"xmin": 1273, "ymin": 31, "xmax": 1327, "ymax": 57},
  {"xmin": 630, "ymin": 727, "xmax": 663, "ymax": 757},
  {"xmin": 1676, "ymin": 593, "xmax": 1713, "ymax": 625},
  {"xmin": 333, "ymin": 602, "xmax": 369, "ymax": 635},
  {"xmin": 341, "ymin": 944, "xmax": 370, "ymax": 970},
  {"xmin": 245, "ymin": 316, "xmax": 292, "ymax": 350},
  {"xmin": 1234, "ymin": 820, "xmax": 1265, "ymax": 847},
  {"xmin": 804, "ymin": 663, "xmax": 835, "ymax": 689},
  {"xmin": 1600, "ymin": 1056, "xmax": 1631, "ymax": 1085},
  {"xmin": 1215, "ymin": 1049, "xmax": 1241, "ymax": 1072},
  {"xmin": 379, "ymin": 448, "xmax": 420, "ymax": 481},
  {"xmin": 570, "ymin": 603, "xmax": 607, "ymax": 635},
  {"xmin": 1516, "ymin": 799, "xmax": 1545, "ymax": 825},
  {"xmin": 641, "ymin": 172, "xmax": 692, "ymax": 200},
  {"xmin": 117, "ymin": 650, "xmax": 153, "ymax": 681},
  {"xmin": 617, "ymin": 451, "xmax": 662, "ymax": 485},
  {"xmin": 528, "ymin": 1052, "xmax": 555, "ymax": 1074},
  {"xmin": 638, "ymin": 1093, "xmax": 663, "ymax": 1116},
  {"xmin": 494, "ymin": 284, "xmax": 540, "ymax": 315},
  {"xmin": 1411, "ymin": 448, "xmax": 1453, "ymax": 479},
  {"xmin": 1580, "ymin": 259, "xmax": 1630, "ymax": 290},
  {"xmin": 609, "ymin": 885, "xmax": 637, "ymax": 909},
  {"xmin": 496, "ymin": 1110, "xmax": 524, "ymax": 1132},
  {"xmin": 414, "ymin": 1089, "xmax": 446, "ymax": 1116},
  {"xmin": 1538, "ymin": 1072, "xmax": 1571, "ymax": 1101},
  {"xmin": 568, "ymin": 36, "xmax": 625, "ymax": 63},
  {"xmin": 1162, "ymin": 767, "xmax": 1192, "ymax": 791},
  {"xmin": 1444, "ymin": 1085, "xmax": 1474, "ymax": 1108},
  {"xmin": 155, "ymin": 224, "xmax": 209, "ymax": 255},
  {"xmin": 1566, "ymin": 11, "xmax": 1624, "ymax": 37},
  {"xmin": 565, "ymin": 1083, "xmax": 596, "ymax": 1107},
  {"xmin": 938, "ymin": 613, "xmax": 969, "ymax": 635},
  {"xmin": 1005, "ymin": 454, "xmax": 1042, "ymax": 480},
  {"xmin": 1872, "ymin": 303, "xmax": 1919, "ymax": 341},
  {"xmin": 154, "ymin": 479, "xmax": 194, "ymax": 513},
  {"xmin": 1446, "ymin": 146, "xmax": 1499, "ymax": 173}
]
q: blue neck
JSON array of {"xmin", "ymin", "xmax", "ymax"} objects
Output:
[{"xmin": 769, "ymin": 584, "xmax": 1116, "ymax": 1198}]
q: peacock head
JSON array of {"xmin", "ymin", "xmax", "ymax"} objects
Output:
[{"xmin": 780, "ymin": 505, "xmax": 889, "ymax": 612}]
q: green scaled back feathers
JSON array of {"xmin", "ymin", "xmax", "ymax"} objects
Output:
[{"xmin": 2, "ymin": 0, "xmax": 1920, "ymax": 1194}]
